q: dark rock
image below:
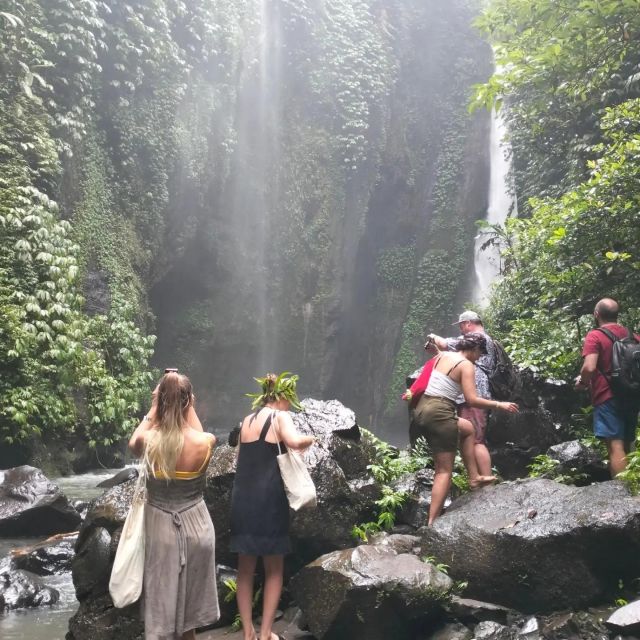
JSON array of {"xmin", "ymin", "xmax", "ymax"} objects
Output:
[
  {"xmin": 66, "ymin": 592, "xmax": 142, "ymax": 640},
  {"xmin": 474, "ymin": 621, "xmax": 515, "ymax": 639},
  {"xmin": 72, "ymin": 526, "xmax": 112, "ymax": 600},
  {"xmin": 97, "ymin": 468, "xmax": 138, "ymax": 489},
  {"xmin": 607, "ymin": 600, "xmax": 640, "ymax": 634},
  {"xmin": 429, "ymin": 622, "xmax": 473, "ymax": 640},
  {"xmin": 11, "ymin": 533, "xmax": 77, "ymax": 575},
  {"xmin": 290, "ymin": 544, "xmax": 453, "ymax": 640},
  {"xmin": 0, "ymin": 466, "xmax": 82, "ymax": 536},
  {"xmin": 0, "ymin": 568, "xmax": 59, "ymax": 610},
  {"xmin": 73, "ymin": 500, "xmax": 90, "ymax": 520},
  {"xmin": 445, "ymin": 596, "xmax": 517, "ymax": 625},
  {"xmin": 540, "ymin": 608, "xmax": 611, "ymax": 639},
  {"xmin": 546, "ymin": 440, "xmax": 609, "ymax": 484},
  {"xmin": 368, "ymin": 531, "xmax": 421, "ymax": 554},
  {"xmin": 214, "ymin": 564, "xmax": 238, "ymax": 628},
  {"xmin": 421, "ymin": 478, "xmax": 640, "ymax": 613},
  {"xmin": 392, "ymin": 469, "xmax": 434, "ymax": 529}
]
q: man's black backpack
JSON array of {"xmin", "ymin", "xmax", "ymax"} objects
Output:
[
  {"xmin": 478, "ymin": 339, "xmax": 518, "ymax": 401},
  {"xmin": 596, "ymin": 327, "xmax": 640, "ymax": 398}
]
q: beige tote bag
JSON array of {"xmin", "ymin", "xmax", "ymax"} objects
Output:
[
  {"xmin": 274, "ymin": 414, "xmax": 317, "ymax": 511},
  {"xmin": 109, "ymin": 463, "xmax": 147, "ymax": 607}
]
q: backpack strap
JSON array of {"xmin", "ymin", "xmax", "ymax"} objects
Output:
[{"xmin": 595, "ymin": 327, "xmax": 618, "ymax": 343}]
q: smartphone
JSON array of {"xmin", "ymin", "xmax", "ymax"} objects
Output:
[{"xmin": 164, "ymin": 367, "xmax": 178, "ymax": 374}]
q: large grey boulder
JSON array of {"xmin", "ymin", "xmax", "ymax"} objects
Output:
[
  {"xmin": 290, "ymin": 544, "xmax": 453, "ymax": 640},
  {"xmin": 0, "ymin": 568, "xmax": 60, "ymax": 610},
  {"xmin": 0, "ymin": 466, "xmax": 82, "ymax": 536},
  {"xmin": 421, "ymin": 478, "xmax": 640, "ymax": 613}
]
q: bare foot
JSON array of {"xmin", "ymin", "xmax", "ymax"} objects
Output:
[{"xmin": 469, "ymin": 475, "xmax": 497, "ymax": 490}]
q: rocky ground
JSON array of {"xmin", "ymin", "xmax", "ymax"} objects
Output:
[{"xmin": 2, "ymin": 395, "xmax": 640, "ymax": 639}]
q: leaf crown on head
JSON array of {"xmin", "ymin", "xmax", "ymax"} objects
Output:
[{"xmin": 246, "ymin": 371, "xmax": 302, "ymax": 411}]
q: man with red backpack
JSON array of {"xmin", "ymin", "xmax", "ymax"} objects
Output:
[{"xmin": 576, "ymin": 298, "xmax": 640, "ymax": 477}]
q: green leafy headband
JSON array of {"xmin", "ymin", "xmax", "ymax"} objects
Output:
[{"xmin": 246, "ymin": 371, "xmax": 302, "ymax": 411}]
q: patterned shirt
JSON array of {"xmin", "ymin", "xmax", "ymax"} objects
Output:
[{"xmin": 445, "ymin": 333, "xmax": 496, "ymax": 403}]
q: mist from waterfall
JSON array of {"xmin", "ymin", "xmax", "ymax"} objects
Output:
[
  {"xmin": 228, "ymin": 0, "xmax": 283, "ymax": 376},
  {"xmin": 473, "ymin": 108, "xmax": 516, "ymax": 305}
]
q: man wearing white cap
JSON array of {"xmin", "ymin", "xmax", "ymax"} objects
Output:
[{"xmin": 427, "ymin": 311, "xmax": 497, "ymax": 477}]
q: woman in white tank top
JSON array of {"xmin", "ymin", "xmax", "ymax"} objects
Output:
[{"xmin": 411, "ymin": 333, "xmax": 518, "ymax": 524}]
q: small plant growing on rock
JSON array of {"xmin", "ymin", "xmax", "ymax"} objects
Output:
[{"xmin": 528, "ymin": 454, "xmax": 587, "ymax": 486}]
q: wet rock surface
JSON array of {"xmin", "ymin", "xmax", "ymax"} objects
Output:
[
  {"xmin": 391, "ymin": 469, "xmax": 434, "ymax": 529},
  {"xmin": 10, "ymin": 533, "xmax": 77, "ymax": 575},
  {"xmin": 0, "ymin": 466, "xmax": 82, "ymax": 536},
  {"xmin": 0, "ymin": 568, "xmax": 60, "ymax": 610},
  {"xmin": 546, "ymin": 440, "xmax": 609, "ymax": 484},
  {"xmin": 97, "ymin": 467, "xmax": 138, "ymax": 489},
  {"xmin": 290, "ymin": 544, "xmax": 453, "ymax": 640},
  {"xmin": 421, "ymin": 478, "xmax": 640, "ymax": 613}
]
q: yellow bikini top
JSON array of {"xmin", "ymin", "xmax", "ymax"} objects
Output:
[{"xmin": 152, "ymin": 438, "xmax": 214, "ymax": 480}]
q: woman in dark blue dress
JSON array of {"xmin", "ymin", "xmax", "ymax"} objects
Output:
[{"xmin": 230, "ymin": 373, "xmax": 314, "ymax": 640}]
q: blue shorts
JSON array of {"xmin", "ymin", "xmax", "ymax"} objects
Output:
[{"xmin": 593, "ymin": 399, "xmax": 639, "ymax": 443}]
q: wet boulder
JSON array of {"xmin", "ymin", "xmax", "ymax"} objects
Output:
[
  {"xmin": 430, "ymin": 622, "xmax": 474, "ymax": 640},
  {"xmin": 473, "ymin": 621, "xmax": 515, "ymax": 640},
  {"xmin": 67, "ymin": 592, "xmax": 142, "ymax": 640},
  {"xmin": 0, "ymin": 568, "xmax": 59, "ymax": 610},
  {"xmin": 290, "ymin": 544, "xmax": 453, "ymax": 640},
  {"xmin": 0, "ymin": 466, "xmax": 82, "ymax": 536},
  {"xmin": 546, "ymin": 440, "xmax": 608, "ymax": 484},
  {"xmin": 97, "ymin": 468, "xmax": 138, "ymax": 489},
  {"xmin": 11, "ymin": 533, "xmax": 77, "ymax": 575},
  {"xmin": 540, "ymin": 608, "xmax": 612, "ymax": 640},
  {"xmin": 391, "ymin": 469, "xmax": 434, "ymax": 529},
  {"xmin": 421, "ymin": 478, "xmax": 640, "ymax": 613},
  {"xmin": 445, "ymin": 596, "xmax": 517, "ymax": 626}
]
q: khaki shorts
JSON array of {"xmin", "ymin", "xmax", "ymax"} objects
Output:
[{"xmin": 410, "ymin": 395, "xmax": 458, "ymax": 454}]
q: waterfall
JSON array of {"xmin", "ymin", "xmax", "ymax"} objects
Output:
[
  {"xmin": 228, "ymin": 0, "xmax": 283, "ymax": 374},
  {"xmin": 473, "ymin": 107, "xmax": 516, "ymax": 305}
]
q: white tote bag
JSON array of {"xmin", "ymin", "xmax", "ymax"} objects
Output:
[
  {"xmin": 274, "ymin": 414, "xmax": 317, "ymax": 511},
  {"xmin": 109, "ymin": 463, "xmax": 147, "ymax": 608}
]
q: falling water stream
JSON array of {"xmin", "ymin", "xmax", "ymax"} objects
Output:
[
  {"xmin": 473, "ymin": 107, "xmax": 517, "ymax": 305},
  {"xmin": 0, "ymin": 469, "xmax": 121, "ymax": 640}
]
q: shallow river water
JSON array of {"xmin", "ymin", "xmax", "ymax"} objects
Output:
[{"xmin": 0, "ymin": 468, "xmax": 122, "ymax": 640}]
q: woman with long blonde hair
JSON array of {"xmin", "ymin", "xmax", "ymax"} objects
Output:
[{"xmin": 129, "ymin": 371, "xmax": 219, "ymax": 640}]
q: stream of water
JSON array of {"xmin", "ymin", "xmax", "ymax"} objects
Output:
[{"xmin": 0, "ymin": 468, "xmax": 121, "ymax": 640}]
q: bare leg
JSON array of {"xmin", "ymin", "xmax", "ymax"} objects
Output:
[
  {"xmin": 237, "ymin": 554, "xmax": 258, "ymax": 640},
  {"xmin": 607, "ymin": 439, "xmax": 627, "ymax": 477},
  {"xmin": 259, "ymin": 555, "xmax": 284, "ymax": 640},
  {"xmin": 428, "ymin": 452, "xmax": 455, "ymax": 526},
  {"xmin": 474, "ymin": 442, "xmax": 493, "ymax": 477},
  {"xmin": 458, "ymin": 419, "xmax": 495, "ymax": 488}
]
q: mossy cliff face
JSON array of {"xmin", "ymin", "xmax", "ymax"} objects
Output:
[
  {"xmin": 0, "ymin": 0, "xmax": 491, "ymax": 448},
  {"xmin": 149, "ymin": 0, "xmax": 492, "ymax": 436}
]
